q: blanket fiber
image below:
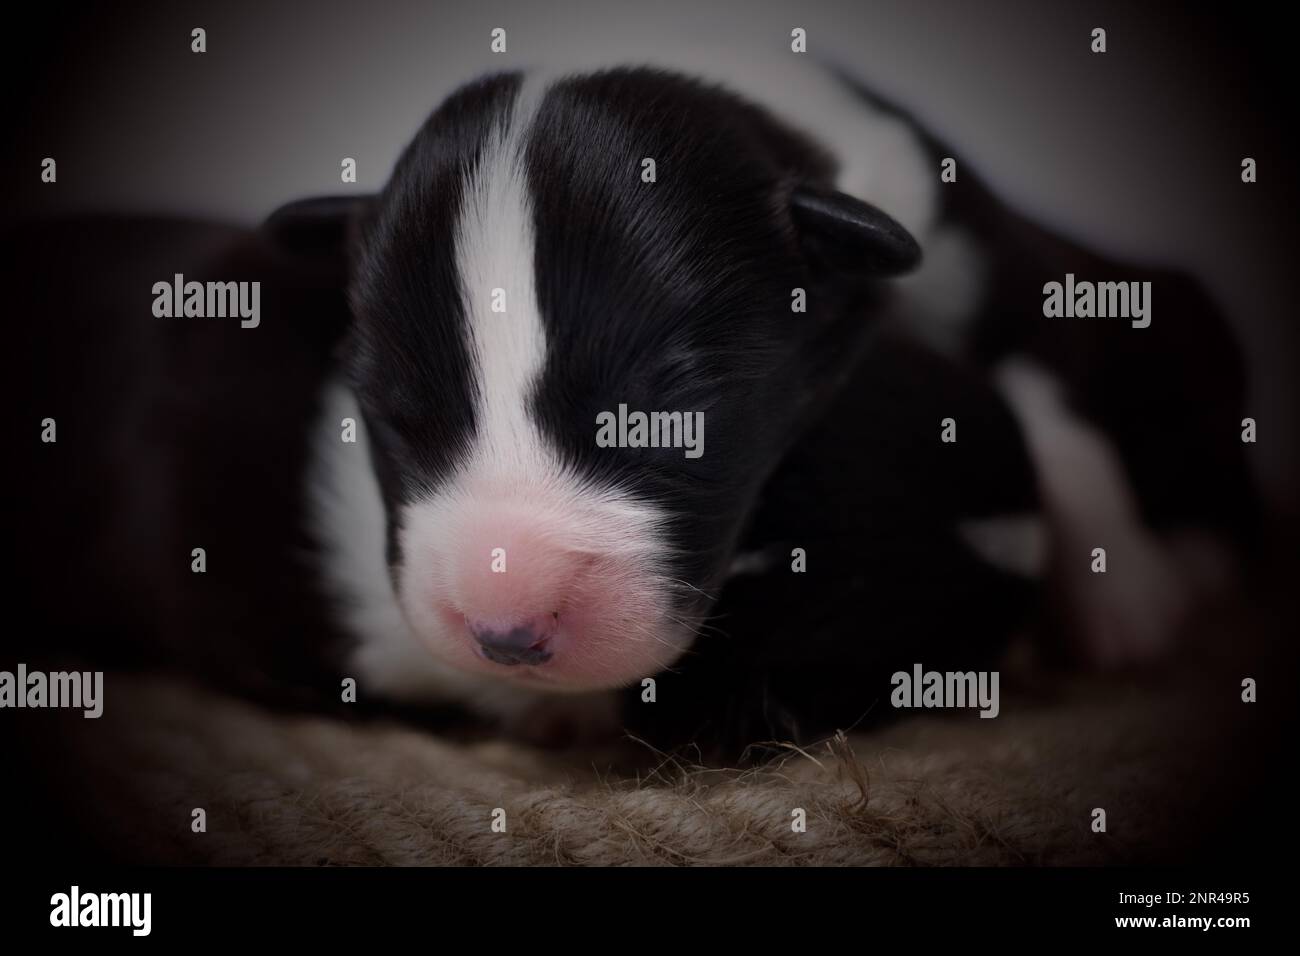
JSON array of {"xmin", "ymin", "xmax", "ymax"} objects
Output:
[{"xmin": 16, "ymin": 605, "xmax": 1285, "ymax": 866}]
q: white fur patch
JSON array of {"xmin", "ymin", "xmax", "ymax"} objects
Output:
[
  {"xmin": 740, "ymin": 57, "xmax": 991, "ymax": 350},
  {"xmin": 309, "ymin": 381, "xmax": 543, "ymax": 715},
  {"xmin": 994, "ymin": 360, "xmax": 1192, "ymax": 664},
  {"xmin": 454, "ymin": 80, "xmax": 550, "ymax": 480},
  {"xmin": 891, "ymin": 225, "xmax": 989, "ymax": 354}
]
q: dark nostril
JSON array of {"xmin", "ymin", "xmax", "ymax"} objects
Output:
[{"xmin": 470, "ymin": 622, "xmax": 553, "ymax": 666}]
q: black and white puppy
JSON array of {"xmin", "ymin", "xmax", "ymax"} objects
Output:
[{"xmin": 12, "ymin": 58, "xmax": 1256, "ymax": 755}]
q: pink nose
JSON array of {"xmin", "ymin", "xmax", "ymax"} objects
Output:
[
  {"xmin": 468, "ymin": 614, "xmax": 557, "ymax": 666},
  {"xmin": 450, "ymin": 507, "xmax": 586, "ymax": 666}
]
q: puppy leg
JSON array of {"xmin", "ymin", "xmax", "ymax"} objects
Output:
[{"xmin": 995, "ymin": 360, "xmax": 1193, "ymax": 666}]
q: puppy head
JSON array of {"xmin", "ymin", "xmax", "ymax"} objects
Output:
[{"xmin": 273, "ymin": 68, "xmax": 919, "ymax": 693}]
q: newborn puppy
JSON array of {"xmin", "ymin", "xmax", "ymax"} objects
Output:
[
  {"xmin": 282, "ymin": 67, "xmax": 1028, "ymax": 746},
  {"xmin": 287, "ymin": 63, "xmax": 1254, "ymax": 751},
  {"xmin": 11, "ymin": 61, "xmax": 1255, "ymax": 757},
  {"xmin": 288, "ymin": 69, "xmax": 930, "ymax": 738}
]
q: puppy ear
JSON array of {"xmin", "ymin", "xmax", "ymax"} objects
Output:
[
  {"xmin": 791, "ymin": 187, "xmax": 921, "ymax": 277},
  {"xmin": 261, "ymin": 195, "xmax": 372, "ymax": 260}
]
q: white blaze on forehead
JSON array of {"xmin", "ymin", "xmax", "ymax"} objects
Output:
[
  {"xmin": 388, "ymin": 75, "xmax": 689, "ymax": 692},
  {"xmin": 309, "ymin": 82, "xmax": 560, "ymax": 709},
  {"xmin": 455, "ymin": 78, "xmax": 551, "ymax": 475}
]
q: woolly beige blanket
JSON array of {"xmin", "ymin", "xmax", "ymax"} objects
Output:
[{"xmin": 39, "ymin": 659, "xmax": 1252, "ymax": 865}]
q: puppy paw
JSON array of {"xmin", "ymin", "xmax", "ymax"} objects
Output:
[{"xmin": 1069, "ymin": 534, "xmax": 1190, "ymax": 668}]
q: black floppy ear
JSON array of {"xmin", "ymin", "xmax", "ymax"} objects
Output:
[
  {"xmin": 791, "ymin": 187, "xmax": 921, "ymax": 277},
  {"xmin": 261, "ymin": 195, "xmax": 372, "ymax": 260}
]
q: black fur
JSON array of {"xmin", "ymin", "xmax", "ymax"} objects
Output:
[
  {"xmin": 524, "ymin": 69, "xmax": 903, "ymax": 608},
  {"xmin": 8, "ymin": 218, "xmax": 352, "ymax": 709}
]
